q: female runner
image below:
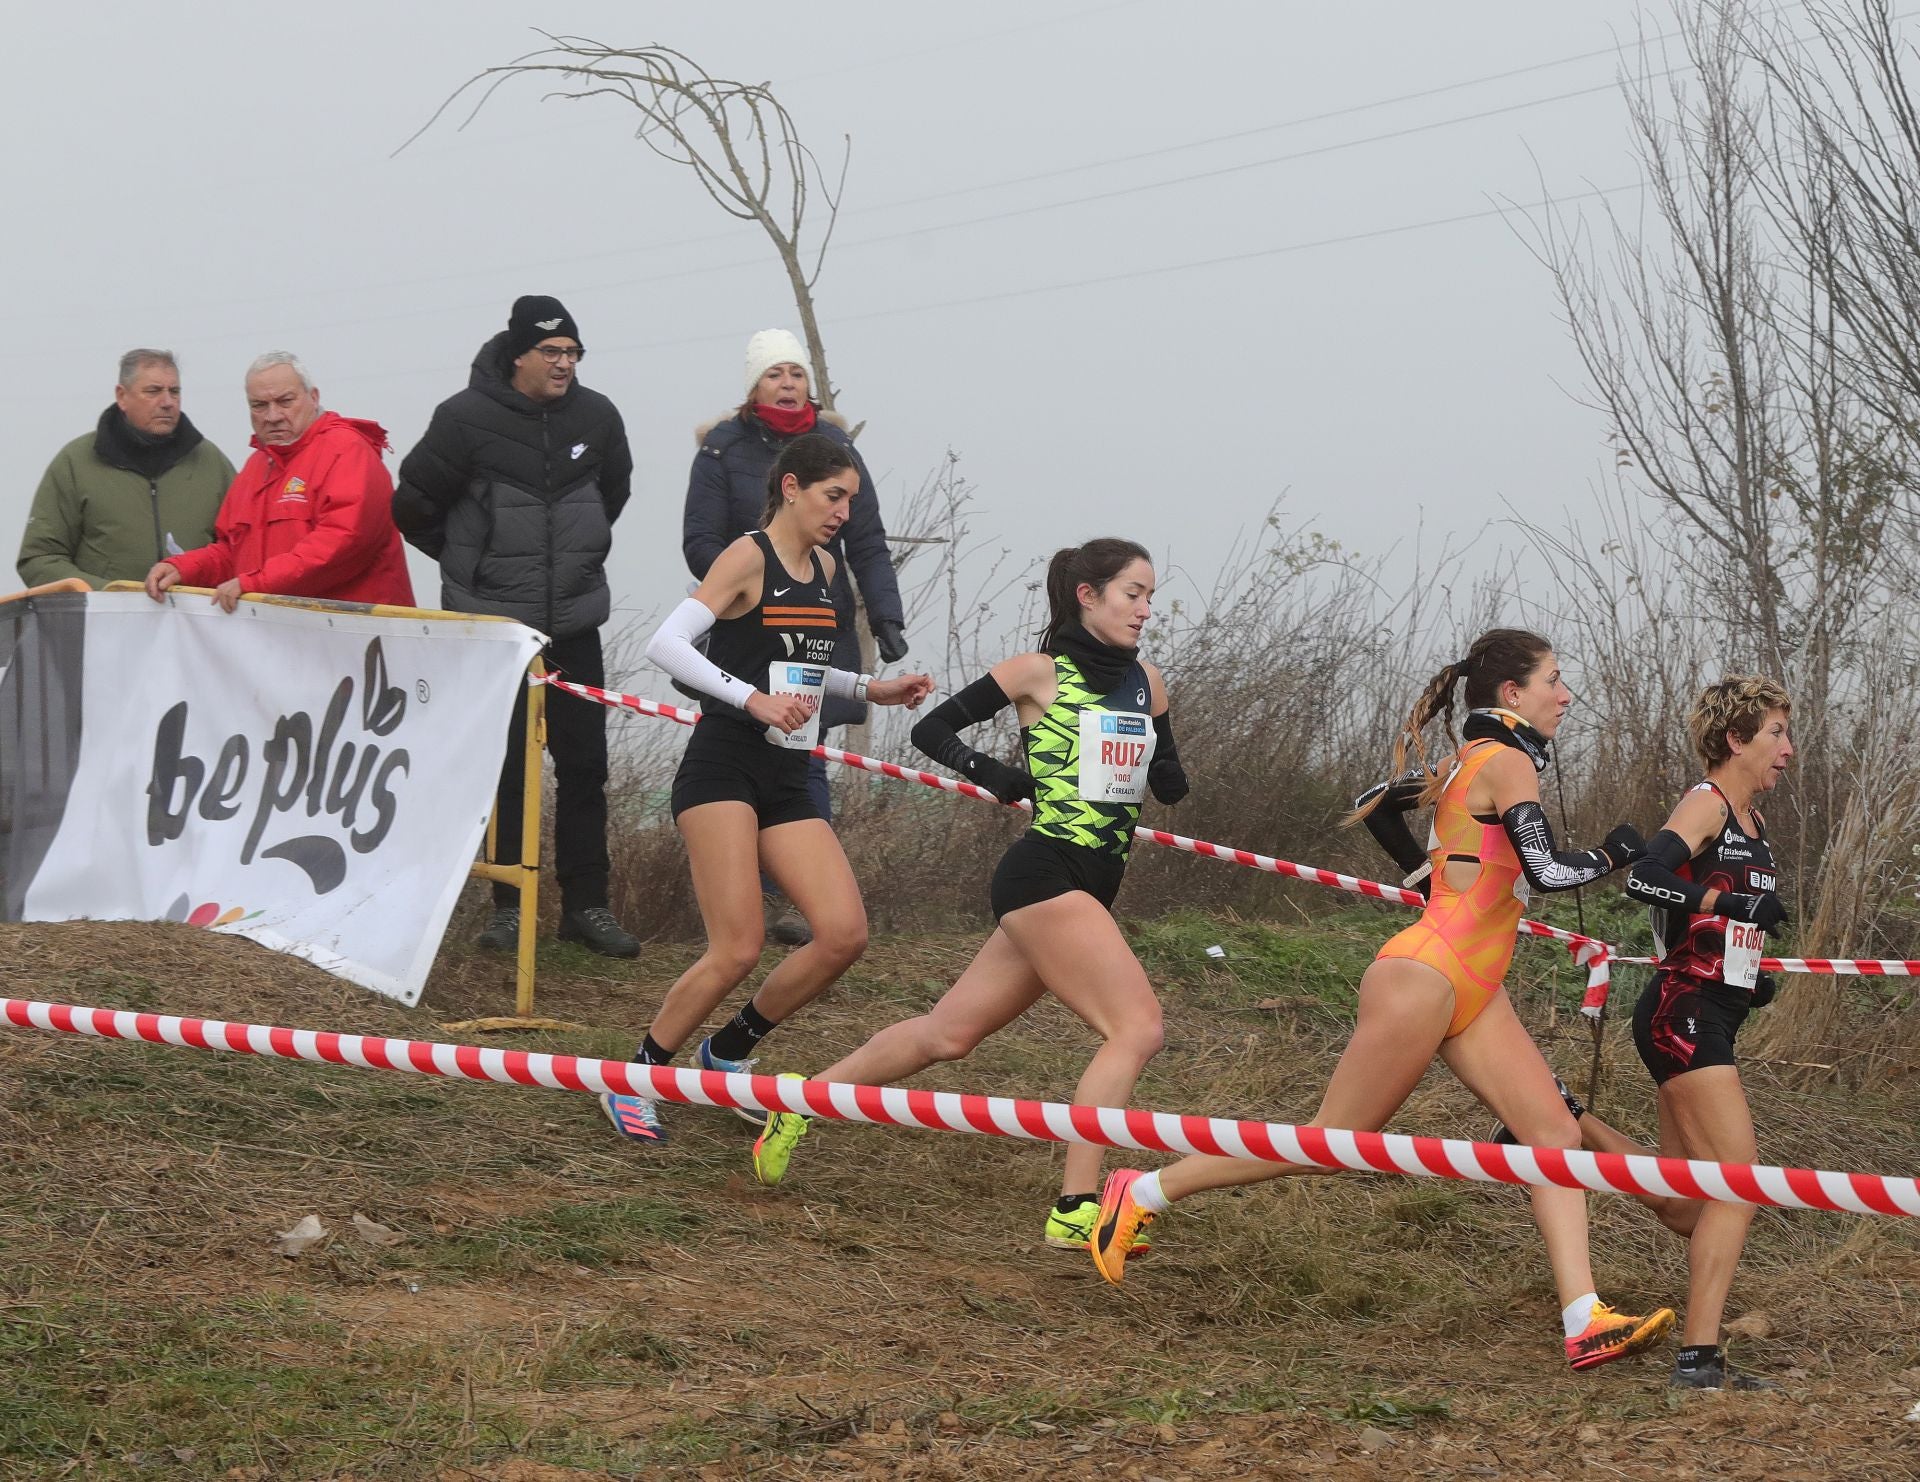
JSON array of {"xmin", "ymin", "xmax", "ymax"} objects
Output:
[
  {"xmin": 1090, "ymin": 628, "xmax": 1678, "ymax": 1371},
  {"xmin": 1619, "ymin": 676, "xmax": 1793, "ymax": 1391},
  {"xmin": 599, "ymin": 433, "xmax": 932, "ymax": 1144},
  {"xmin": 750, "ymin": 538, "xmax": 1189, "ymax": 1255}
]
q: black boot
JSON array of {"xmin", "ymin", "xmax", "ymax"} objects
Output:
[
  {"xmin": 559, "ymin": 906, "xmax": 640, "ymax": 959},
  {"xmin": 476, "ymin": 905, "xmax": 520, "ymax": 953}
]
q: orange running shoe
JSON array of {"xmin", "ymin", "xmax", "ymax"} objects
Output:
[
  {"xmin": 1565, "ymin": 1300, "xmax": 1677, "ymax": 1370},
  {"xmin": 1089, "ymin": 1168, "xmax": 1156, "ymax": 1285}
]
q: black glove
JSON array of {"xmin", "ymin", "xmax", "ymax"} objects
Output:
[
  {"xmin": 1148, "ymin": 755, "xmax": 1188, "ymax": 805},
  {"xmin": 1720, "ymin": 891, "xmax": 1789, "ymax": 931},
  {"xmin": 966, "ymin": 754, "xmax": 1034, "ymax": 806},
  {"xmin": 1600, "ymin": 823, "xmax": 1647, "ymax": 870},
  {"xmin": 872, "ymin": 619, "xmax": 909, "ymax": 665},
  {"xmin": 1748, "ymin": 971, "xmax": 1778, "ymax": 1009}
]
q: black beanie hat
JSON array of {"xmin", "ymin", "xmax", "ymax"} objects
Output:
[{"xmin": 506, "ymin": 295, "xmax": 581, "ymax": 360}]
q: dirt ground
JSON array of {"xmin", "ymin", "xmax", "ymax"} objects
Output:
[{"xmin": 2, "ymin": 914, "xmax": 1918, "ymax": 1479}]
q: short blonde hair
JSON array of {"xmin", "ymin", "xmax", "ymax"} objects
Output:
[{"xmin": 1688, "ymin": 675, "xmax": 1791, "ymax": 767}]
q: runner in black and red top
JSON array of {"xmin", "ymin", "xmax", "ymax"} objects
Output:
[{"xmin": 1620, "ymin": 675, "xmax": 1795, "ymax": 1393}]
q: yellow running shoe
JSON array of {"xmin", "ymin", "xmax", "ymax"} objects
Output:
[
  {"xmin": 1565, "ymin": 1300, "xmax": 1677, "ymax": 1370},
  {"xmin": 1046, "ymin": 1197, "xmax": 1152, "ymax": 1257},
  {"xmin": 751, "ymin": 1073, "xmax": 810, "ymax": 1186},
  {"xmin": 1089, "ymin": 1168, "xmax": 1156, "ymax": 1285}
]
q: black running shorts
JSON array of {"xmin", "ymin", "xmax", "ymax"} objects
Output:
[
  {"xmin": 670, "ymin": 717, "xmax": 822, "ymax": 828},
  {"xmin": 989, "ymin": 832, "xmax": 1128, "ymax": 921},
  {"xmin": 1631, "ymin": 970, "xmax": 1748, "ymax": 1086}
]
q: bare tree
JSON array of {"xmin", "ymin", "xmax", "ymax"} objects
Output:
[{"xmin": 405, "ymin": 36, "xmax": 850, "ymax": 407}]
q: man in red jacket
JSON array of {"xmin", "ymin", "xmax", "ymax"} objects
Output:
[{"xmin": 144, "ymin": 352, "xmax": 414, "ymax": 611}]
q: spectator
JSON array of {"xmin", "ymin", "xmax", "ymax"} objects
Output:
[
  {"xmin": 144, "ymin": 353, "xmax": 413, "ymax": 611},
  {"xmin": 392, "ymin": 296, "xmax": 638, "ymax": 959},
  {"xmin": 18, "ymin": 349, "xmax": 233, "ymax": 589},
  {"xmin": 683, "ymin": 329, "xmax": 908, "ymax": 944}
]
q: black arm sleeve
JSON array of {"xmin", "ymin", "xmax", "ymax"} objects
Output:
[
  {"xmin": 1354, "ymin": 771, "xmax": 1430, "ymax": 884},
  {"xmin": 909, "ymin": 674, "xmax": 1032, "ymax": 803},
  {"xmin": 1499, "ymin": 801, "xmax": 1618, "ymax": 893},
  {"xmin": 1148, "ymin": 712, "xmax": 1187, "ymax": 804},
  {"xmin": 1623, "ymin": 829, "xmax": 1709, "ymax": 913}
]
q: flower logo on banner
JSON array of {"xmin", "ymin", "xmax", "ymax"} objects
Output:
[{"xmin": 166, "ymin": 894, "xmax": 263, "ymax": 929}]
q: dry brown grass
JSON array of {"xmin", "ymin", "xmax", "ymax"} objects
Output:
[{"xmin": 3, "ymin": 915, "xmax": 1919, "ymax": 1478}]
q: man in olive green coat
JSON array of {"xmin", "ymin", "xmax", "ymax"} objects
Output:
[{"xmin": 15, "ymin": 349, "xmax": 234, "ymax": 590}]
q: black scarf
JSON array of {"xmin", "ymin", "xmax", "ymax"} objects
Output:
[
  {"xmin": 93, "ymin": 404, "xmax": 205, "ymax": 481},
  {"xmin": 1049, "ymin": 621, "xmax": 1138, "ymax": 693},
  {"xmin": 1462, "ymin": 707, "xmax": 1551, "ymax": 773}
]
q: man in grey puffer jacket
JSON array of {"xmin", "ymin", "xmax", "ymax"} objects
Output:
[{"xmin": 394, "ymin": 295, "xmax": 639, "ymax": 958}]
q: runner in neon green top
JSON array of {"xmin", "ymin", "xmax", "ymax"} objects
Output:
[{"xmin": 750, "ymin": 538, "xmax": 1187, "ymax": 1256}]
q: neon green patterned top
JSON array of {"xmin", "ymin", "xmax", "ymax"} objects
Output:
[{"xmin": 1025, "ymin": 653, "xmax": 1157, "ymax": 858}]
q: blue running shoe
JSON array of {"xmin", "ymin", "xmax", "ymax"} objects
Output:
[
  {"xmin": 697, "ymin": 1037, "xmax": 766, "ymax": 1124},
  {"xmin": 600, "ymin": 1090, "xmax": 667, "ymax": 1144}
]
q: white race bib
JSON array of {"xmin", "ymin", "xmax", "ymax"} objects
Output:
[
  {"xmin": 764, "ymin": 661, "xmax": 825, "ymax": 750},
  {"xmin": 1077, "ymin": 709, "xmax": 1155, "ymax": 804},
  {"xmin": 1724, "ymin": 919, "xmax": 1763, "ymax": 989}
]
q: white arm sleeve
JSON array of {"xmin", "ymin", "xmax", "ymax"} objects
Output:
[
  {"xmin": 645, "ymin": 597, "xmax": 757, "ymax": 710},
  {"xmin": 822, "ymin": 667, "xmax": 868, "ymax": 701}
]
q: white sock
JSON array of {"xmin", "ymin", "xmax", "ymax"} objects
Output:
[
  {"xmin": 1561, "ymin": 1292, "xmax": 1599, "ymax": 1338},
  {"xmin": 1130, "ymin": 1170, "xmax": 1171, "ymax": 1214}
]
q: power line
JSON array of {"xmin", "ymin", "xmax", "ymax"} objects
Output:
[
  {"xmin": 571, "ymin": 182, "xmax": 1649, "ymax": 360},
  {"xmin": 107, "ymin": 70, "xmax": 1652, "ymax": 354},
  {"xmin": 5, "ymin": 14, "xmax": 1669, "ymax": 327}
]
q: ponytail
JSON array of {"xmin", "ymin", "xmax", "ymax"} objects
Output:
[{"xmin": 1352, "ymin": 627, "xmax": 1554, "ymax": 820}]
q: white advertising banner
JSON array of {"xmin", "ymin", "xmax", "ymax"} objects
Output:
[{"xmin": 1, "ymin": 590, "xmax": 544, "ymax": 1004}]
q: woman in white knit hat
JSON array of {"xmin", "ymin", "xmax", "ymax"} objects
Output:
[{"xmin": 680, "ymin": 330, "xmax": 910, "ymax": 945}]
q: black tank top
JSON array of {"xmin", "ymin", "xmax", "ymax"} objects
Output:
[
  {"xmin": 1649, "ymin": 781, "xmax": 1778, "ymax": 990},
  {"xmin": 699, "ymin": 529, "xmax": 839, "ymax": 748}
]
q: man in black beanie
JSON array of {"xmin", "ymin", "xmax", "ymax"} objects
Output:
[{"xmin": 394, "ymin": 296, "xmax": 639, "ymax": 958}]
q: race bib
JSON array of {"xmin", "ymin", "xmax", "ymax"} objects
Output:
[
  {"xmin": 764, "ymin": 661, "xmax": 825, "ymax": 750},
  {"xmin": 1077, "ymin": 709, "xmax": 1155, "ymax": 804},
  {"xmin": 1724, "ymin": 919, "xmax": 1763, "ymax": 989}
]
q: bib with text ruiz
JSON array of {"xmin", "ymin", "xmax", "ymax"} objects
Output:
[
  {"xmin": 1078, "ymin": 708, "xmax": 1156, "ymax": 804},
  {"xmin": 765, "ymin": 661, "xmax": 826, "ymax": 750}
]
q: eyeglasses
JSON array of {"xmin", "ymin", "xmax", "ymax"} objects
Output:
[{"xmin": 532, "ymin": 345, "xmax": 584, "ymax": 364}]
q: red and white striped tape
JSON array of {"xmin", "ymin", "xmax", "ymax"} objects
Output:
[
  {"xmin": 6, "ymin": 994, "xmax": 1915, "ymax": 1217},
  {"xmin": 540, "ymin": 676, "xmax": 1613, "ymax": 989},
  {"xmin": 543, "ymin": 677, "xmax": 1912, "ymax": 1014}
]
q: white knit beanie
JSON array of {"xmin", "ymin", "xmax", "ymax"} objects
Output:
[{"xmin": 743, "ymin": 328, "xmax": 814, "ymax": 400}]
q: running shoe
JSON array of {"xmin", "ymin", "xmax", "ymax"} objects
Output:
[
  {"xmin": 1089, "ymin": 1168, "xmax": 1157, "ymax": 1285},
  {"xmin": 599, "ymin": 1090, "xmax": 667, "ymax": 1145},
  {"xmin": 1045, "ymin": 1198, "xmax": 1153, "ymax": 1257},
  {"xmin": 1564, "ymin": 1301, "xmax": 1677, "ymax": 1370},
  {"xmin": 1490, "ymin": 1076, "xmax": 1588, "ymax": 1146},
  {"xmin": 751, "ymin": 1073, "xmax": 809, "ymax": 1186},
  {"xmin": 697, "ymin": 1037, "xmax": 765, "ymax": 1124},
  {"xmin": 1669, "ymin": 1355, "xmax": 1782, "ymax": 1391}
]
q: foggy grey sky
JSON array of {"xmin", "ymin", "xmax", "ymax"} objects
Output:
[{"xmin": 2, "ymin": 1, "xmax": 1744, "ymax": 672}]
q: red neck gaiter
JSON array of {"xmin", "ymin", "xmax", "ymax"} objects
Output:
[{"xmin": 750, "ymin": 401, "xmax": 818, "ymax": 437}]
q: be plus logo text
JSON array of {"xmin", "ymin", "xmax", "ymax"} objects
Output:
[{"xmin": 145, "ymin": 639, "xmax": 412, "ymax": 893}]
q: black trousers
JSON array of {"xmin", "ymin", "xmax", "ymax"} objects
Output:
[{"xmin": 491, "ymin": 627, "xmax": 610, "ymax": 913}]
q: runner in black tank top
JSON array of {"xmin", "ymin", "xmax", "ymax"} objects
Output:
[
  {"xmin": 670, "ymin": 526, "xmax": 837, "ymax": 825},
  {"xmin": 1615, "ymin": 677, "xmax": 1795, "ymax": 1391},
  {"xmin": 747, "ymin": 539, "xmax": 1192, "ymax": 1261},
  {"xmin": 598, "ymin": 434, "xmax": 931, "ymax": 1147}
]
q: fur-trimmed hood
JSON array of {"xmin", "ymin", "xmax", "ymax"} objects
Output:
[{"xmin": 694, "ymin": 405, "xmax": 849, "ymax": 444}]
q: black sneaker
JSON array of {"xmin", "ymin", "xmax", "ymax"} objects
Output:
[
  {"xmin": 476, "ymin": 905, "xmax": 520, "ymax": 952},
  {"xmin": 765, "ymin": 895, "xmax": 813, "ymax": 947},
  {"xmin": 1669, "ymin": 1355, "xmax": 1782, "ymax": 1391},
  {"xmin": 559, "ymin": 906, "xmax": 640, "ymax": 959},
  {"xmin": 1490, "ymin": 1077, "xmax": 1587, "ymax": 1145}
]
